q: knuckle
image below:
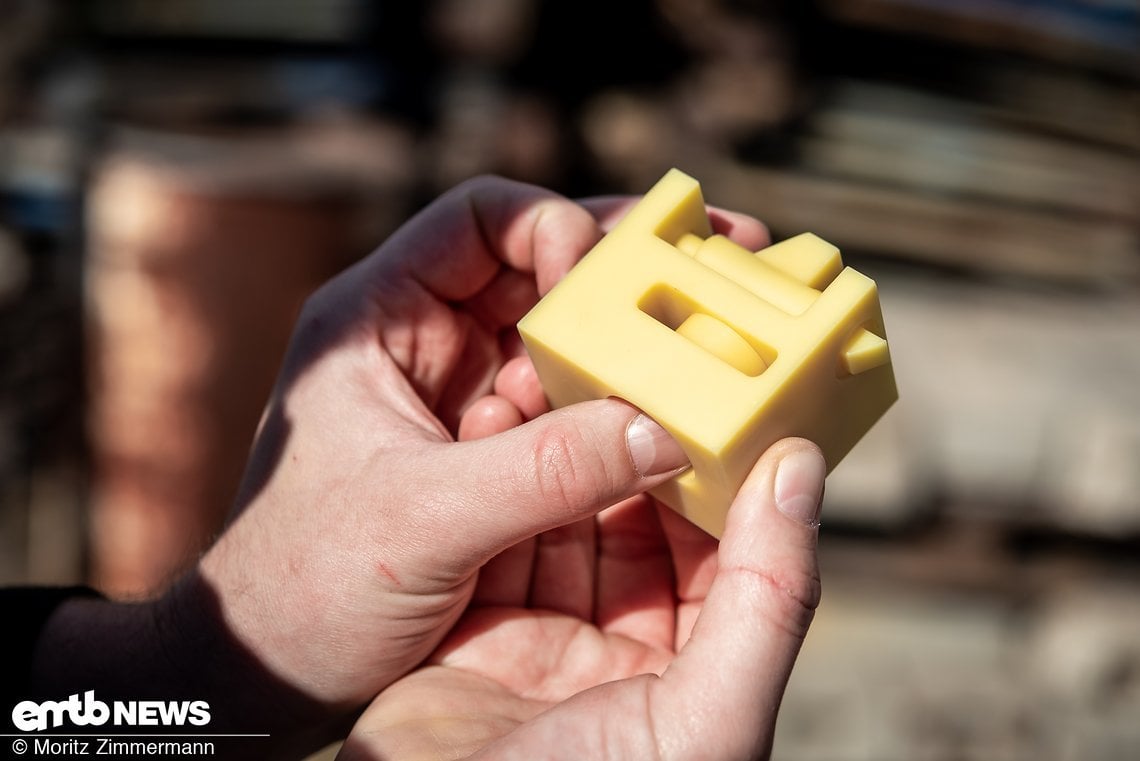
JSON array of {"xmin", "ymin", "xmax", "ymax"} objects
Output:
[
  {"xmin": 727, "ymin": 563, "xmax": 822, "ymax": 641},
  {"xmin": 458, "ymin": 172, "xmax": 508, "ymax": 190},
  {"xmin": 291, "ymin": 290, "xmax": 344, "ymax": 354},
  {"xmin": 451, "ymin": 173, "xmax": 514, "ymax": 205},
  {"xmin": 531, "ymin": 419, "xmax": 612, "ymax": 511},
  {"xmin": 290, "ymin": 293, "xmax": 333, "ymax": 351}
]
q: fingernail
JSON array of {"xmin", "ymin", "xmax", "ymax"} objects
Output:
[
  {"xmin": 626, "ymin": 414, "xmax": 689, "ymax": 477},
  {"xmin": 774, "ymin": 448, "xmax": 826, "ymax": 527}
]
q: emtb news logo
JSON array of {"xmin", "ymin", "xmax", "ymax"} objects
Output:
[{"xmin": 10, "ymin": 691, "xmax": 210, "ymax": 732}]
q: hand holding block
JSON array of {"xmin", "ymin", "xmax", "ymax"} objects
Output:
[{"xmin": 518, "ymin": 169, "xmax": 898, "ymax": 537}]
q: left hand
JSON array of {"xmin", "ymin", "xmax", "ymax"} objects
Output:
[{"xmin": 335, "ymin": 433, "xmax": 826, "ymax": 761}]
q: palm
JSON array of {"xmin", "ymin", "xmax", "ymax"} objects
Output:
[
  {"xmin": 344, "ymin": 616, "xmax": 662, "ymax": 761},
  {"xmin": 338, "ymin": 495, "xmax": 720, "ymax": 761}
]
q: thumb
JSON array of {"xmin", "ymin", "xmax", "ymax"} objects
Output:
[
  {"xmin": 651, "ymin": 438, "xmax": 825, "ymax": 760},
  {"xmin": 423, "ymin": 398, "xmax": 689, "ymax": 570}
]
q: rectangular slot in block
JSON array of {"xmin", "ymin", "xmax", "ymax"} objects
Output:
[{"xmin": 638, "ymin": 284, "xmax": 777, "ymax": 377}]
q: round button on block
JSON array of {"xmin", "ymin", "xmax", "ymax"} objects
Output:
[{"xmin": 676, "ymin": 312, "xmax": 767, "ymax": 376}]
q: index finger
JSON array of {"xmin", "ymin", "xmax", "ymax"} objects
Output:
[
  {"xmin": 580, "ymin": 196, "xmax": 771, "ymax": 249},
  {"xmin": 371, "ymin": 175, "xmax": 604, "ymax": 300}
]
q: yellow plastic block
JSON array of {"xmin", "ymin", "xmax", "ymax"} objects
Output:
[{"xmin": 517, "ymin": 169, "xmax": 898, "ymax": 537}]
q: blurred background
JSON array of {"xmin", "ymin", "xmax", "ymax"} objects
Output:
[{"xmin": 0, "ymin": 1, "xmax": 1137, "ymax": 758}]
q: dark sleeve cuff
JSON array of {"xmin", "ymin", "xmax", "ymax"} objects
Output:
[{"xmin": 0, "ymin": 586, "xmax": 103, "ymax": 714}]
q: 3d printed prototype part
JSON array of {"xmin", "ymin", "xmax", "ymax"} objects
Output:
[{"xmin": 518, "ymin": 169, "xmax": 898, "ymax": 537}]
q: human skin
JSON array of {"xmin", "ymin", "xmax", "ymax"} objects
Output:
[
  {"xmin": 337, "ymin": 436, "xmax": 825, "ymax": 761},
  {"xmin": 29, "ymin": 177, "xmax": 824, "ymax": 760}
]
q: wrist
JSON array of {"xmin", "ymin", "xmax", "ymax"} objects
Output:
[
  {"xmin": 157, "ymin": 569, "xmax": 352, "ymax": 746},
  {"xmin": 28, "ymin": 572, "xmax": 347, "ymax": 759}
]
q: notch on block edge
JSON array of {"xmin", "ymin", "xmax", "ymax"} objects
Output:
[{"xmin": 518, "ymin": 168, "xmax": 898, "ymax": 538}]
